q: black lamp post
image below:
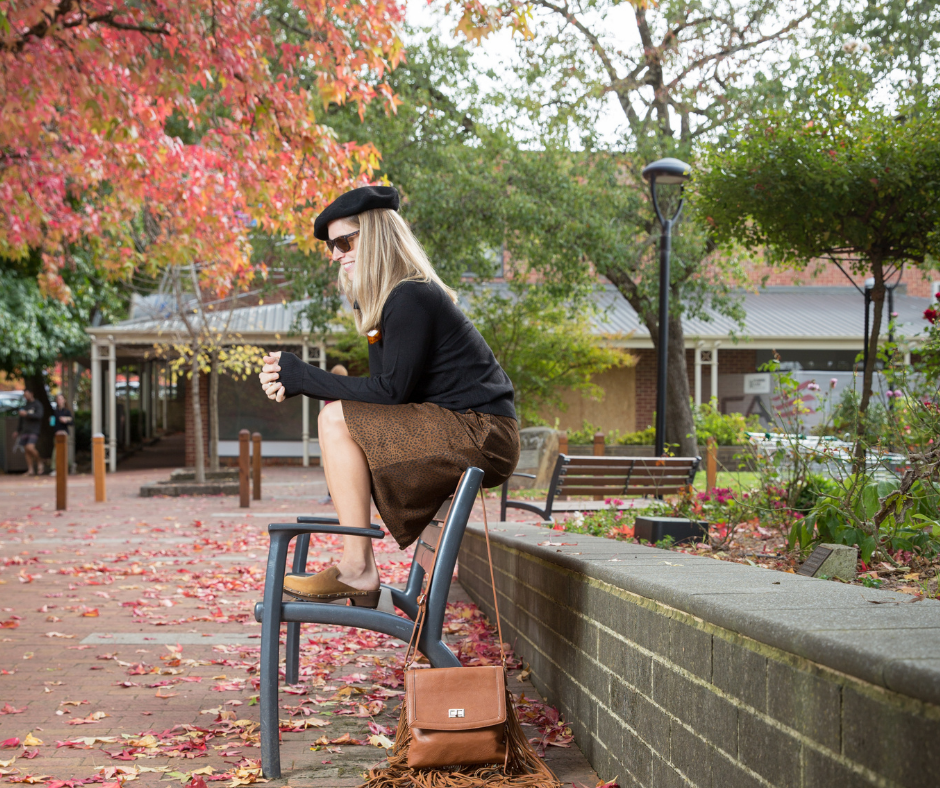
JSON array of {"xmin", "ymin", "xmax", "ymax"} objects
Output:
[{"xmin": 642, "ymin": 157, "xmax": 692, "ymax": 457}]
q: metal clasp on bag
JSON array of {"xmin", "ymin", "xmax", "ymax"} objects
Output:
[{"xmin": 448, "ymin": 709, "xmax": 465, "ymax": 718}]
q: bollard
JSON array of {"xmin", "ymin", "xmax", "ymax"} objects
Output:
[
  {"xmin": 558, "ymin": 430, "xmax": 568, "ymax": 457},
  {"xmin": 239, "ymin": 429, "xmax": 250, "ymax": 508},
  {"xmin": 706, "ymin": 436, "xmax": 718, "ymax": 492},
  {"xmin": 55, "ymin": 431, "xmax": 68, "ymax": 511},
  {"xmin": 92, "ymin": 433, "xmax": 106, "ymax": 502},
  {"xmin": 252, "ymin": 432, "xmax": 262, "ymax": 501},
  {"xmin": 593, "ymin": 432, "xmax": 605, "ymax": 500}
]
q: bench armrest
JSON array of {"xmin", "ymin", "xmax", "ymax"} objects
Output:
[
  {"xmin": 268, "ymin": 522, "xmax": 386, "ymax": 539},
  {"xmin": 297, "ymin": 515, "xmax": 340, "ymax": 524},
  {"xmin": 510, "ymin": 472, "xmax": 536, "ymax": 479}
]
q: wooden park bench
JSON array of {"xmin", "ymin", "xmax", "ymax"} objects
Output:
[
  {"xmin": 500, "ymin": 454, "xmax": 701, "ymax": 522},
  {"xmin": 253, "ymin": 467, "xmax": 484, "ymax": 779}
]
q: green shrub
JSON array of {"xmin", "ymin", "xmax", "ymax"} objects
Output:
[
  {"xmin": 792, "ymin": 473, "xmax": 843, "ymax": 513},
  {"xmin": 564, "ymin": 420, "xmax": 656, "ymax": 446},
  {"xmin": 693, "ymin": 402, "xmax": 762, "ymax": 445},
  {"xmin": 615, "ymin": 426, "xmax": 656, "ymax": 445},
  {"xmin": 790, "ymin": 476, "xmax": 940, "ymax": 562}
]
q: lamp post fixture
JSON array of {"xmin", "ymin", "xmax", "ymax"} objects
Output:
[{"xmin": 642, "ymin": 157, "xmax": 692, "ymax": 457}]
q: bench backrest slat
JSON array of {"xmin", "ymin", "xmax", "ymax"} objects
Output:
[{"xmin": 555, "ymin": 455, "xmax": 699, "ymax": 497}]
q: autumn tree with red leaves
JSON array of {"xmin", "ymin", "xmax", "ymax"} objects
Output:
[{"xmin": 0, "ymin": 0, "xmax": 404, "ymax": 299}]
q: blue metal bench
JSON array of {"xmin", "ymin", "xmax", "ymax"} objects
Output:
[{"xmin": 253, "ymin": 466, "xmax": 484, "ymax": 779}]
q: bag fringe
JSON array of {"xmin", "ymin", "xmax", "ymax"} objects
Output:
[{"xmin": 358, "ymin": 686, "xmax": 561, "ymax": 788}]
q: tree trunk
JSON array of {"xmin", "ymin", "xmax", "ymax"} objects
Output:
[
  {"xmin": 191, "ymin": 354, "xmax": 205, "ymax": 484},
  {"xmin": 209, "ymin": 350, "xmax": 219, "ymax": 473},
  {"xmin": 645, "ymin": 310, "xmax": 698, "ymax": 456},
  {"xmin": 25, "ymin": 371, "xmax": 54, "ymax": 462}
]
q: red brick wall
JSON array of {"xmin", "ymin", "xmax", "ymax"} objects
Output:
[
  {"xmin": 184, "ymin": 373, "xmax": 210, "ymax": 469},
  {"xmin": 744, "ymin": 260, "xmax": 940, "ymax": 297},
  {"xmin": 633, "ymin": 347, "xmax": 757, "ymax": 430},
  {"xmin": 634, "ymin": 349, "xmax": 657, "ymax": 430}
]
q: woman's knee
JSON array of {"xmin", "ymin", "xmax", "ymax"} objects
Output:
[{"xmin": 318, "ymin": 401, "xmax": 349, "ymax": 441}]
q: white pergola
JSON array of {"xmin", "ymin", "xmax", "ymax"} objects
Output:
[{"xmin": 85, "ymin": 299, "xmax": 328, "ymax": 472}]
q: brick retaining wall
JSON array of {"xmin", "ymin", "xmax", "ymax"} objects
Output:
[{"xmin": 458, "ymin": 523, "xmax": 940, "ymax": 788}]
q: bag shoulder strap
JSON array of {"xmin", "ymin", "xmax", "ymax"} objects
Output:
[{"xmin": 404, "ymin": 485, "xmax": 505, "ymax": 669}]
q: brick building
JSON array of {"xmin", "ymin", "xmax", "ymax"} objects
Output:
[
  {"xmin": 87, "ymin": 264, "xmax": 939, "ymax": 464},
  {"xmin": 566, "ymin": 264, "xmax": 940, "ymax": 434}
]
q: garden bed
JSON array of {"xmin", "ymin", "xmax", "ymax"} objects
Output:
[
  {"xmin": 546, "ymin": 504, "xmax": 939, "ymax": 597},
  {"xmin": 487, "ymin": 480, "xmax": 940, "ymax": 597}
]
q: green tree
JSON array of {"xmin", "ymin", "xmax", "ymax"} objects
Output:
[
  {"xmin": 694, "ymin": 104, "xmax": 940, "ymax": 428},
  {"xmin": 0, "ymin": 251, "xmax": 125, "ymax": 457},
  {"xmin": 468, "ymin": 285, "xmax": 633, "ymax": 426},
  {"xmin": 427, "ymin": 0, "xmax": 821, "ymax": 453}
]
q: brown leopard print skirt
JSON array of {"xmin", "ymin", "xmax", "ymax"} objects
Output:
[{"xmin": 340, "ymin": 401, "xmax": 520, "ymax": 549}]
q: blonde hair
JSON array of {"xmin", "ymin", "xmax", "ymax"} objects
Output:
[{"xmin": 336, "ymin": 209, "xmax": 458, "ymax": 334}]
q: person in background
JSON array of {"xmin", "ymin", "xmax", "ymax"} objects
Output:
[
  {"xmin": 13, "ymin": 389, "xmax": 44, "ymax": 476},
  {"xmin": 318, "ymin": 365, "xmax": 349, "ymax": 505},
  {"xmin": 50, "ymin": 394, "xmax": 73, "ymax": 476}
]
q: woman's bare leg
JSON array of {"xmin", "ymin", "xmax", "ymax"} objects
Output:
[{"xmin": 317, "ymin": 402, "xmax": 379, "ymax": 591}]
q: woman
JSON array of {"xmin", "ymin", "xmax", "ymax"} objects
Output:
[{"xmin": 259, "ymin": 185, "xmax": 519, "ymax": 607}]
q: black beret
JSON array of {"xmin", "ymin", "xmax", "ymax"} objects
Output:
[{"xmin": 313, "ymin": 186, "xmax": 400, "ymax": 241}]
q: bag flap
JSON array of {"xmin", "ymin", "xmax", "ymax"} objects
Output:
[{"xmin": 406, "ymin": 666, "xmax": 506, "ymax": 730}]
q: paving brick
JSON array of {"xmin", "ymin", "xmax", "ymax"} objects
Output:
[
  {"xmin": 669, "ymin": 720, "xmax": 712, "ymax": 788},
  {"xmin": 597, "ymin": 704, "xmax": 624, "ymax": 760},
  {"xmin": 738, "ymin": 709, "xmax": 801, "ymax": 788},
  {"xmin": 621, "ymin": 688, "xmax": 670, "ymax": 757},
  {"xmin": 843, "ymin": 684, "xmax": 940, "ymax": 788},
  {"xmin": 634, "ymin": 605, "xmax": 671, "ymax": 657},
  {"xmin": 600, "ymin": 629, "xmax": 653, "ymax": 695},
  {"xmin": 712, "ymin": 636, "xmax": 767, "ymax": 713},
  {"xmin": 710, "ymin": 751, "xmax": 766, "ymax": 788},
  {"xmin": 578, "ymin": 581, "xmax": 631, "ymax": 636},
  {"xmin": 650, "ymin": 752, "xmax": 688, "ymax": 788},
  {"xmin": 802, "ymin": 745, "xmax": 881, "ymax": 788},
  {"xmin": 669, "ymin": 619, "xmax": 713, "ymax": 682},
  {"xmin": 622, "ymin": 727, "xmax": 654, "ymax": 787},
  {"xmin": 767, "ymin": 656, "xmax": 841, "ymax": 753},
  {"xmin": 653, "ymin": 661, "xmax": 738, "ymax": 756}
]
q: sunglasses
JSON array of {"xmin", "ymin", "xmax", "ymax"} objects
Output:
[{"xmin": 326, "ymin": 230, "xmax": 359, "ymax": 254}]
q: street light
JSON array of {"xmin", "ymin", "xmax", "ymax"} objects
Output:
[{"xmin": 642, "ymin": 157, "xmax": 692, "ymax": 457}]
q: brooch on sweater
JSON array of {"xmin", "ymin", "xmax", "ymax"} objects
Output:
[{"xmin": 367, "ymin": 329, "xmax": 382, "ymax": 345}]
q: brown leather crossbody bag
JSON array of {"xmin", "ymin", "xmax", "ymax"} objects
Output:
[{"xmin": 401, "ymin": 489, "xmax": 510, "ymax": 769}]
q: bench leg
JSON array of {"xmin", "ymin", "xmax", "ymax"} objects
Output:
[
  {"xmin": 260, "ymin": 532, "xmax": 290, "ymax": 779},
  {"xmin": 422, "ymin": 638, "xmax": 462, "ymax": 669},
  {"xmin": 284, "ymin": 534, "xmax": 309, "ymax": 685},
  {"xmin": 285, "ymin": 624, "xmax": 301, "ymax": 685}
]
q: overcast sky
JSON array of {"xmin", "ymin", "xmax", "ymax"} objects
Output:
[{"xmin": 404, "ymin": 0, "xmax": 629, "ymax": 146}]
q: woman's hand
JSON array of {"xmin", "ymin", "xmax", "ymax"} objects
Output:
[{"xmin": 259, "ymin": 351, "xmax": 285, "ymax": 403}]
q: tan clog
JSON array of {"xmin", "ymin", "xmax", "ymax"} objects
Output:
[{"xmin": 283, "ymin": 566, "xmax": 380, "ymax": 608}]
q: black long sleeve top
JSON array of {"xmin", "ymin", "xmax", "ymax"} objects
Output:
[
  {"xmin": 18, "ymin": 401, "xmax": 43, "ymax": 436},
  {"xmin": 276, "ymin": 281, "xmax": 516, "ymax": 419}
]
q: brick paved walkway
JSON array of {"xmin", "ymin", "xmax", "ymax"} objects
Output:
[{"xmin": 0, "ymin": 459, "xmax": 598, "ymax": 787}]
